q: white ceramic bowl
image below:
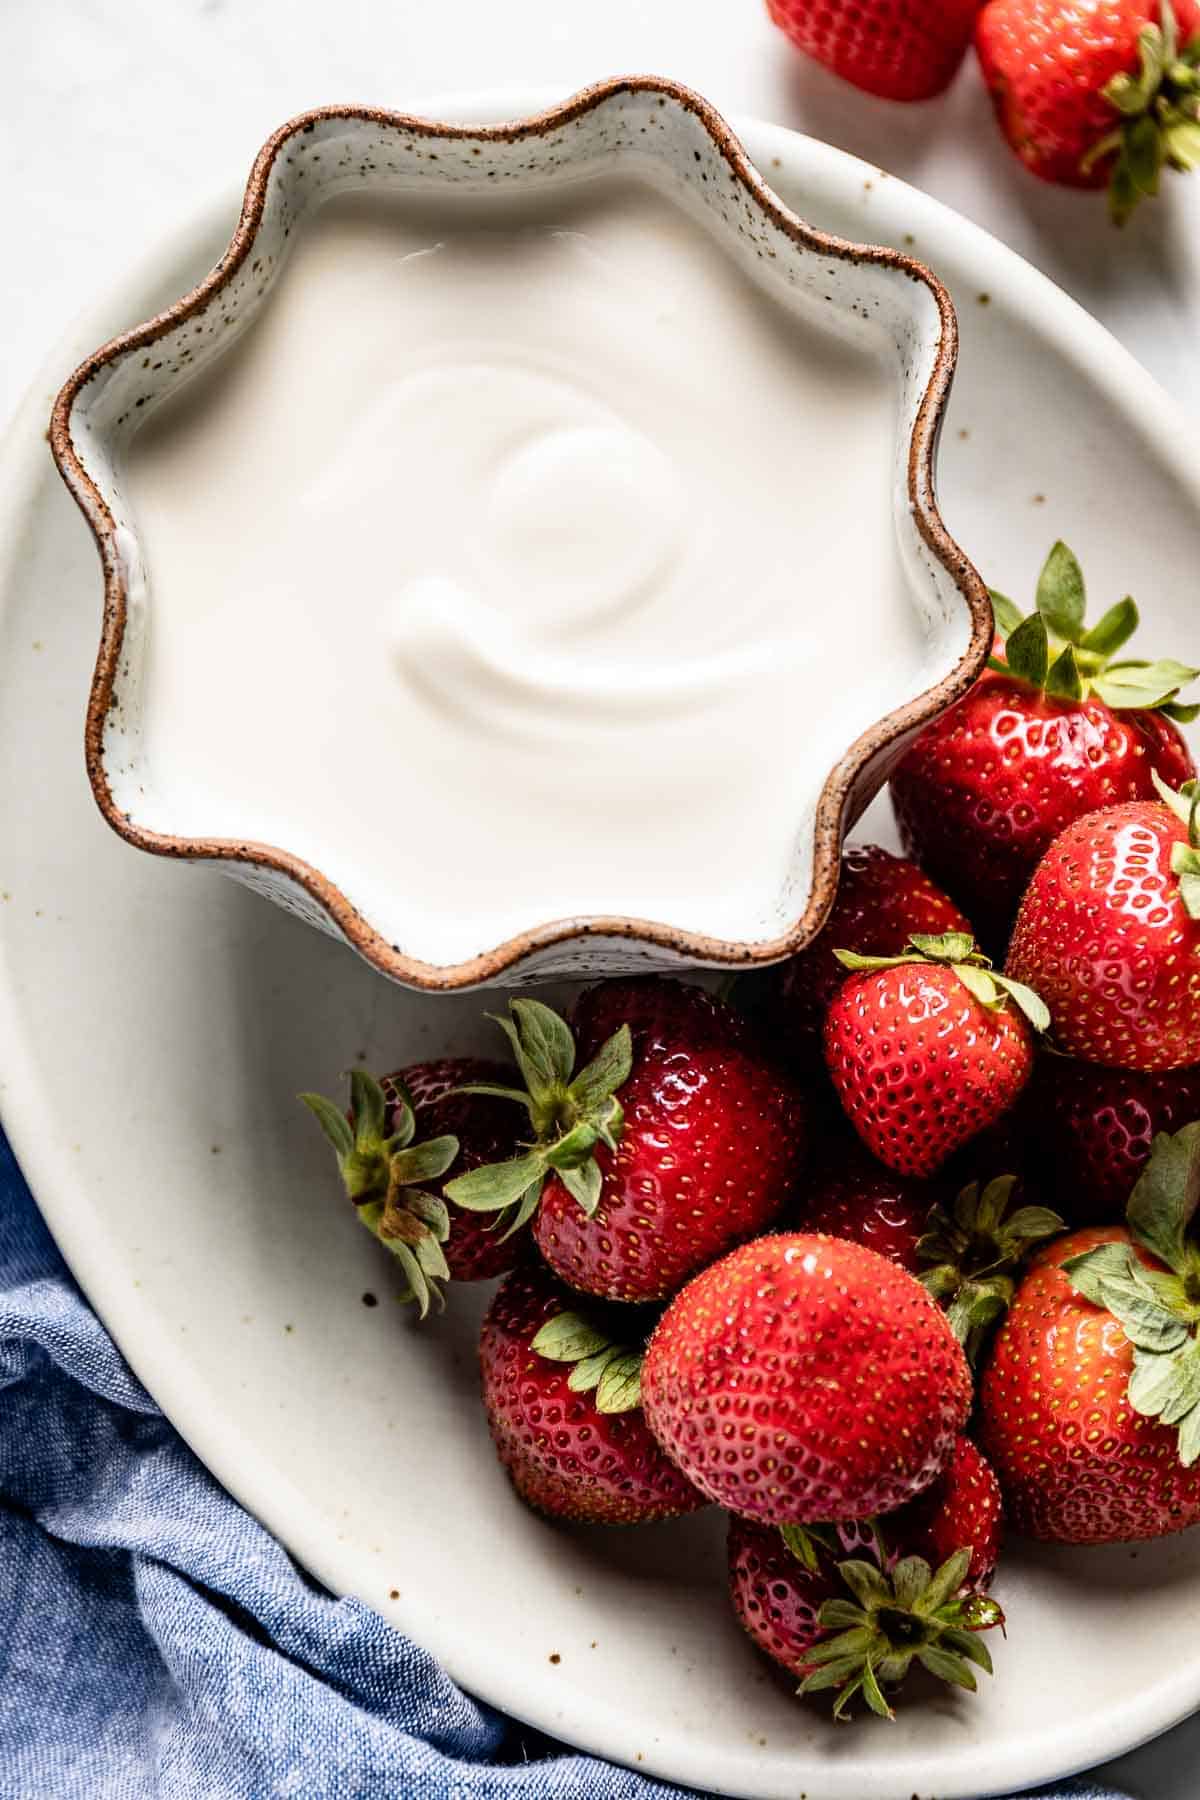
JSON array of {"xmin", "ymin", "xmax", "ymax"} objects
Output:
[{"xmin": 50, "ymin": 78, "xmax": 988, "ymax": 991}]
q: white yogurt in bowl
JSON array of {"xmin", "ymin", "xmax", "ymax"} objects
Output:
[{"xmin": 52, "ymin": 83, "xmax": 988, "ymax": 987}]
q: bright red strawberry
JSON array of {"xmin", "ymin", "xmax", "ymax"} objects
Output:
[
  {"xmin": 641, "ymin": 1233, "xmax": 972, "ymax": 1524},
  {"xmin": 823, "ymin": 931, "xmax": 1046, "ymax": 1177},
  {"xmin": 890, "ymin": 542, "xmax": 1196, "ymax": 948},
  {"xmin": 883, "ymin": 1437, "xmax": 1004, "ymax": 1588},
  {"xmin": 757, "ymin": 845, "xmax": 972, "ymax": 1065},
  {"xmin": 446, "ymin": 980, "xmax": 807, "ymax": 1303},
  {"xmin": 302, "ymin": 1066, "xmax": 522, "ymax": 1315},
  {"xmin": 478, "ymin": 1264, "xmax": 703, "ymax": 1526},
  {"xmin": 1032, "ymin": 1055, "xmax": 1200, "ymax": 1221},
  {"xmin": 976, "ymin": 0, "xmax": 1200, "ymax": 220},
  {"xmin": 981, "ymin": 1125, "xmax": 1200, "ymax": 1542},
  {"xmin": 1006, "ymin": 779, "xmax": 1200, "ymax": 1070},
  {"xmin": 727, "ymin": 1490, "xmax": 1002, "ymax": 1718},
  {"xmin": 765, "ymin": 0, "xmax": 980, "ymax": 101}
]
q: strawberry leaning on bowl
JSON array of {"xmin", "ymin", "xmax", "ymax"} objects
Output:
[
  {"xmin": 765, "ymin": 0, "xmax": 980, "ymax": 101},
  {"xmin": 1006, "ymin": 774, "xmax": 1200, "ymax": 1070},
  {"xmin": 756, "ymin": 844, "xmax": 972, "ymax": 1066},
  {"xmin": 479, "ymin": 1263, "xmax": 703, "ymax": 1525},
  {"xmin": 823, "ymin": 930, "xmax": 1048, "ymax": 1177},
  {"xmin": 976, "ymin": 0, "xmax": 1200, "ymax": 222},
  {"xmin": 641, "ymin": 1233, "xmax": 972, "ymax": 1525},
  {"xmin": 981, "ymin": 1124, "xmax": 1200, "ymax": 1542},
  {"xmin": 727, "ymin": 1442, "xmax": 1004, "ymax": 1719},
  {"xmin": 300, "ymin": 1060, "xmax": 525, "ymax": 1313},
  {"xmin": 445, "ymin": 979, "xmax": 808, "ymax": 1303},
  {"xmin": 890, "ymin": 541, "xmax": 1197, "ymax": 949},
  {"xmin": 1032, "ymin": 1055, "xmax": 1200, "ymax": 1221}
]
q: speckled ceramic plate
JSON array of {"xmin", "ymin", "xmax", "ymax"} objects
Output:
[{"xmin": 3, "ymin": 90, "xmax": 1200, "ymax": 1800}]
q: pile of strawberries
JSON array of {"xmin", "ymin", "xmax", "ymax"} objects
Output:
[
  {"xmin": 305, "ymin": 541, "xmax": 1200, "ymax": 1721},
  {"xmin": 765, "ymin": 0, "xmax": 1200, "ymax": 225}
]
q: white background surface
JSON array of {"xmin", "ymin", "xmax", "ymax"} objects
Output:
[{"xmin": 4, "ymin": 3, "xmax": 1199, "ymax": 1796}]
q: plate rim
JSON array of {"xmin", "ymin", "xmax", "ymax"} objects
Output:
[{"xmin": 3, "ymin": 87, "xmax": 1200, "ymax": 1800}]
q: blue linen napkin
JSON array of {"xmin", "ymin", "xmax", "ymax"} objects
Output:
[{"xmin": 0, "ymin": 1131, "xmax": 1128, "ymax": 1800}]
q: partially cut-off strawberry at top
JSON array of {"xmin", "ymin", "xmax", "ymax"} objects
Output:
[
  {"xmin": 824, "ymin": 931, "xmax": 1048, "ymax": 1177},
  {"xmin": 445, "ymin": 979, "xmax": 807, "ymax": 1303},
  {"xmin": 890, "ymin": 541, "xmax": 1197, "ymax": 948},
  {"xmin": 766, "ymin": 0, "xmax": 981, "ymax": 102},
  {"xmin": 976, "ymin": 0, "xmax": 1200, "ymax": 222}
]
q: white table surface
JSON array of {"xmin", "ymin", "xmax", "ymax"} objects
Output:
[{"xmin": 3, "ymin": 3, "xmax": 1198, "ymax": 1795}]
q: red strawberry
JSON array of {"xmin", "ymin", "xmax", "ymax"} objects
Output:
[
  {"xmin": 727, "ymin": 1460, "xmax": 1003, "ymax": 1718},
  {"xmin": 981, "ymin": 1125, "xmax": 1200, "ymax": 1542},
  {"xmin": 302, "ymin": 1066, "xmax": 523, "ymax": 1315},
  {"xmin": 757, "ymin": 845, "xmax": 972, "ymax": 1066},
  {"xmin": 446, "ymin": 979, "xmax": 807, "ymax": 1303},
  {"xmin": 1032, "ymin": 1055, "xmax": 1200, "ymax": 1221},
  {"xmin": 976, "ymin": 0, "xmax": 1200, "ymax": 221},
  {"xmin": 792, "ymin": 1124, "xmax": 931, "ymax": 1268},
  {"xmin": 1006, "ymin": 778, "xmax": 1200, "ymax": 1070},
  {"xmin": 823, "ymin": 931, "xmax": 1047, "ymax": 1177},
  {"xmin": 478, "ymin": 1264, "xmax": 703, "ymax": 1526},
  {"xmin": 641, "ymin": 1233, "xmax": 972, "ymax": 1524},
  {"xmin": 884, "ymin": 1437, "xmax": 1004, "ymax": 1588},
  {"xmin": 765, "ymin": 0, "xmax": 980, "ymax": 101},
  {"xmin": 890, "ymin": 542, "xmax": 1196, "ymax": 948}
]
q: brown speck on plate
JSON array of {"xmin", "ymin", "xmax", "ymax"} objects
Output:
[
  {"xmin": 548, "ymin": 1653, "xmax": 561, "ymax": 1665},
  {"xmin": 362, "ymin": 1292, "xmax": 379, "ymax": 1307},
  {"xmin": 1033, "ymin": 493, "xmax": 1046, "ymax": 504},
  {"xmin": 389, "ymin": 1588, "xmax": 400, "ymax": 1599},
  {"xmin": 284, "ymin": 1323, "xmax": 294, "ymax": 1334},
  {"xmin": 978, "ymin": 292, "xmax": 991, "ymax": 305}
]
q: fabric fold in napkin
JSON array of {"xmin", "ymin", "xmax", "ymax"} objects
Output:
[{"xmin": 0, "ymin": 1131, "xmax": 1130, "ymax": 1800}]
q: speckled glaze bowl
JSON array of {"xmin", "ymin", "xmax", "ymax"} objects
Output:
[{"xmin": 50, "ymin": 76, "xmax": 990, "ymax": 991}]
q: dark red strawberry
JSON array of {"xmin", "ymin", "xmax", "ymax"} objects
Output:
[
  {"xmin": 1032, "ymin": 1055, "xmax": 1200, "ymax": 1222},
  {"xmin": 301, "ymin": 1061, "xmax": 525, "ymax": 1312},
  {"xmin": 891, "ymin": 541, "xmax": 1196, "ymax": 949},
  {"xmin": 823, "ymin": 931, "xmax": 1047, "ymax": 1176},
  {"xmin": 1006, "ymin": 778, "xmax": 1200, "ymax": 1070},
  {"xmin": 756, "ymin": 845, "xmax": 972, "ymax": 1066},
  {"xmin": 479, "ymin": 1264, "xmax": 703, "ymax": 1526},
  {"xmin": 727, "ymin": 1495, "xmax": 1002, "ymax": 1718},
  {"xmin": 981, "ymin": 1125, "xmax": 1200, "ymax": 1542},
  {"xmin": 976, "ymin": 0, "xmax": 1200, "ymax": 221},
  {"xmin": 641, "ymin": 1233, "xmax": 972, "ymax": 1524},
  {"xmin": 789, "ymin": 1123, "xmax": 932, "ymax": 1268},
  {"xmin": 445, "ymin": 979, "xmax": 807, "ymax": 1303},
  {"xmin": 766, "ymin": 0, "xmax": 980, "ymax": 101},
  {"xmin": 883, "ymin": 1437, "xmax": 1004, "ymax": 1588}
]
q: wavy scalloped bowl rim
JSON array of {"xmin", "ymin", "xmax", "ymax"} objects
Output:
[{"xmin": 49, "ymin": 77, "xmax": 992, "ymax": 991}]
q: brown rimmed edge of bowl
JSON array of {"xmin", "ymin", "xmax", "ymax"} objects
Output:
[{"xmin": 49, "ymin": 75, "xmax": 992, "ymax": 992}]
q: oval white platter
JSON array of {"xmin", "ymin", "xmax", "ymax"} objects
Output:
[{"xmin": 3, "ymin": 89, "xmax": 1200, "ymax": 1800}]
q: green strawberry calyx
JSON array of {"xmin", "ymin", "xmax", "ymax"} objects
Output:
[
  {"xmin": 987, "ymin": 539, "xmax": 1199, "ymax": 722},
  {"xmin": 1064, "ymin": 1122, "xmax": 1200, "ymax": 1466},
  {"xmin": 1152, "ymin": 768, "xmax": 1200, "ymax": 921},
  {"xmin": 918, "ymin": 1175, "xmax": 1065, "ymax": 1366},
  {"xmin": 834, "ymin": 932, "xmax": 1050, "ymax": 1034},
  {"xmin": 443, "ymin": 999, "xmax": 632, "ymax": 1234},
  {"xmin": 795, "ymin": 1549, "xmax": 1004, "ymax": 1722},
  {"xmin": 1080, "ymin": 1, "xmax": 1200, "ymax": 225},
  {"xmin": 531, "ymin": 1310, "xmax": 643, "ymax": 1414},
  {"xmin": 299, "ymin": 1070, "xmax": 460, "ymax": 1319}
]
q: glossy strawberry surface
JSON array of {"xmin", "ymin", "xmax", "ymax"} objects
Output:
[
  {"xmin": 642, "ymin": 1234, "xmax": 971, "ymax": 1524},
  {"xmin": 533, "ymin": 979, "xmax": 808, "ymax": 1303},
  {"xmin": 883, "ymin": 1437, "xmax": 1004, "ymax": 1588},
  {"xmin": 383, "ymin": 1059, "xmax": 526, "ymax": 1282},
  {"xmin": 824, "ymin": 963, "xmax": 1036, "ymax": 1177},
  {"xmin": 976, "ymin": 0, "xmax": 1200, "ymax": 186},
  {"xmin": 766, "ymin": 0, "xmax": 979, "ymax": 100},
  {"xmin": 760, "ymin": 845, "xmax": 972, "ymax": 1064},
  {"xmin": 1033, "ymin": 1056, "xmax": 1200, "ymax": 1222},
  {"xmin": 1007, "ymin": 802, "xmax": 1200, "ymax": 1070},
  {"xmin": 479, "ymin": 1265, "xmax": 703, "ymax": 1526},
  {"xmin": 788, "ymin": 1122, "xmax": 931, "ymax": 1270},
  {"xmin": 980, "ymin": 1228, "xmax": 1200, "ymax": 1542},
  {"xmin": 890, "ymin": 676, "xmax": 1194, "ymax": 950},
  {"xmin": 726, "ymin": 1516, "xmax": 840, "ymax": 1674}
]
